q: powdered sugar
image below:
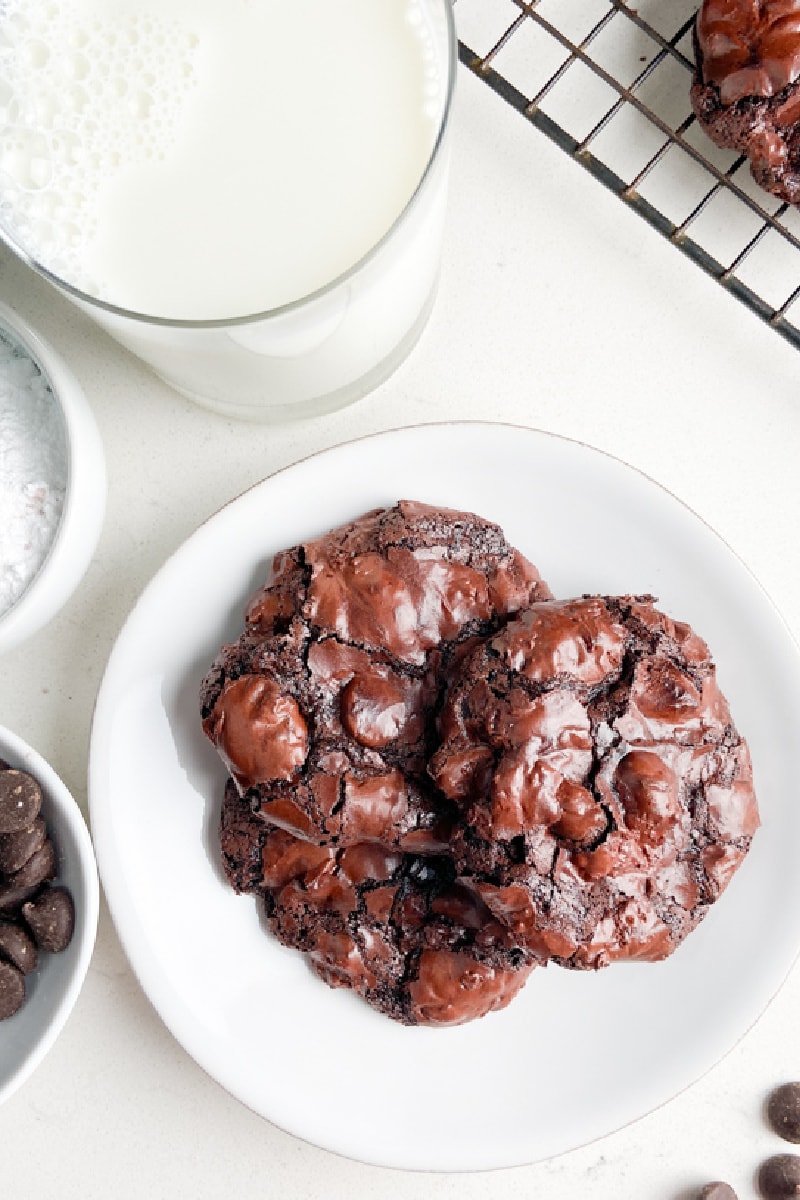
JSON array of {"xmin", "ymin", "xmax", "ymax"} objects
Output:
[{"xmin": 0, "ymin": 324, "xmax": 67, "ymax": 618}]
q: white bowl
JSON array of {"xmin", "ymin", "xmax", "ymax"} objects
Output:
[
  {"xmin": 0, "ymin": 300, "xmax": 106, "ymax": 655},
  {"xmin": 0, "ymin": 724, "xmax": 99, "ymax": 1105}
]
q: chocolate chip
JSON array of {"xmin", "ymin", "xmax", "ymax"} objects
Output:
[
  {"xmin": 0, "ymin": 877, "xmax": 41, "ymax": 914},
  {"xmin": 22, "ymin": 886, "xmax": 75, "ymax": 952},
  {"xmin": 699, "ymin": 1183, "xmax": 738, "ymax": 1200},
  {"xmin": 0, "ymin": 817, "xmax": 47, "ymax": 875},
  {"xmin": 0, "ymin": 921, "xmax": 37, "ymax": 974},
  {"xmin": 0, "ymin": 839, "xmax": 57, "ymax": 914},
  {"xmin": 6, "ymin": 839, "xmax": 56, "ymax": 890},
  {"xmin": 0, "ymin": 958, "xmax": 25, "ymax": 1019},
  {"xmin": 0, "ymin": 770, "xmax": 42, "ymax": 834},
  {"xmin": 757, "ymin": 1154, "xmax": 800, "ymax": 1198},
  {"xmin": 768, "ymin": 1085, "xmax": 800, "ymax": 1144}
]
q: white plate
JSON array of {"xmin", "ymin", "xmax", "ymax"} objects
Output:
[{"xmin": 88, "ymin": 423, "xmax": 800, "ymax": 1171}]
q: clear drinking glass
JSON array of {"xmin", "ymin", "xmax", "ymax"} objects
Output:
[{"xmin": 0, "ymin": 0, "xmax": 456, "ymax": 422}]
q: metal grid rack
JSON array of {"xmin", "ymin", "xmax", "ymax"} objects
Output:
[{"xmin": 453, "ymin": 0, "xmax": 800, "ymax": 351}]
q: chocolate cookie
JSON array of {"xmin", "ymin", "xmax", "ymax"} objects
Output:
[
  {"xmin": 219, "ymin": 781, "xmax": 533, "ymax": 1025},
  {"xmin": 691, "ymin": 0, "xmax": 800, "ymax": 204},
  {"xmin": 429, "ymin": 596, "xmax": 760, "ymax": 968},
  {"xmin": 201, "ymin": 501, "xmax": 551, "ymax": 849}
]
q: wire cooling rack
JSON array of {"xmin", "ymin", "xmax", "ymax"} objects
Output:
[{"xmin": 453, "ymin": 0, "xmax": 800, "ymax": 350}]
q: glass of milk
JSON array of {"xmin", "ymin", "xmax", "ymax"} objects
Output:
[{"xmin": 0, "ymin": 0, "xmax": 456, "ymax": 421}]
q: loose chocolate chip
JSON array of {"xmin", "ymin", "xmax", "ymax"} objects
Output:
[
  {"xmin": 0, "ymin": 818, "xmax": 47, "ymax": 875},
  {"xmin": 699, "ymin": 1183, "xmax": 738, "ymax": 1200},
  {"xmin": 0, "ymin": 958, "xmax": 25, "ymax": 1019},
  {"xmin": 0, "ymin": 770, "xmax": 42, "ymax": 834},
  {"xmin": 757, "ymin": 1154, "xmax": 800, "ymax": 1198},
  {"xmin": 0, "ymin": 921, "xmax": 37, "ymax": 974},
  {"xmin": 768, "ymin": 1085, "xmax": 800, "ymax": 1144},
  {"xmin": 22, "ymin": 886, "xmax": 75, "ymax": 952}
]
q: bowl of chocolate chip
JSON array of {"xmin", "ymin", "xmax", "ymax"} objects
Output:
[{"xmin": 0, "ymin": 724, "xmax": 99, "ymax": 1105}]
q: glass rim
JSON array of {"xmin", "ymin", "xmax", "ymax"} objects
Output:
[{"xmin": 0, "ymin": 0, "xmax": 458, "ymax": 331}]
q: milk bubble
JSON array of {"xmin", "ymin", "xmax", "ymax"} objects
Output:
[
  {"xmin": 0, "ymin": 0, "xmax": 198, "ymax": 292},
  {"xmin": 0, "ymin": 0, "xmax": 451, "ymax": 354}
]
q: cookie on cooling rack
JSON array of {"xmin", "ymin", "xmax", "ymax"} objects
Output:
[
  {"xmin": 428, "ymin": 595, "xmax": 760, "ymax": 969},
  {"xmin": 690, "ymin": 0, "xmax": 800, "ymax": 204},
  {"xmin": 200, "ymin": 500, "xmax": 552, "ymax": 849}
]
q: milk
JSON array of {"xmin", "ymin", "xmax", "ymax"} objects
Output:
[{"xmin": 0, "ymin": 0, "xmax": 456, "ymax": 418}]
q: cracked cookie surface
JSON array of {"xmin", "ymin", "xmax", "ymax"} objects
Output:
[
  {"xmin": 200, "ymin": 507, "xmax": 759, "ymax": 1025},
  {"xmin": 691, "ymin": 0, "xmax": 800, "ymax": 204},
  {"xmin": 429, "ymin": 595, "xmax": 760, "ymax": 969},
  {"xmin": 200, "ymin": 500, "xmax": 552, "ymax": 851},
  {"xmin": 219, "ymin": 780, "xmax": 534, "ymax": 1026},
  {"xmin": 200, "ymin": 500, "xmax": 550, "ymax": 1024}
]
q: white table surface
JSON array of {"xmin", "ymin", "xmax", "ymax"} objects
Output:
[{"xmin": 1, "ymin": 60, "xmax": 799, "ymax": 1200}]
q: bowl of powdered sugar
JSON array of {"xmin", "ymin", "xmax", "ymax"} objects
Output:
[{"xmin": 0, "ymin": 301, "xmax": 106, "ymax": 656}]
